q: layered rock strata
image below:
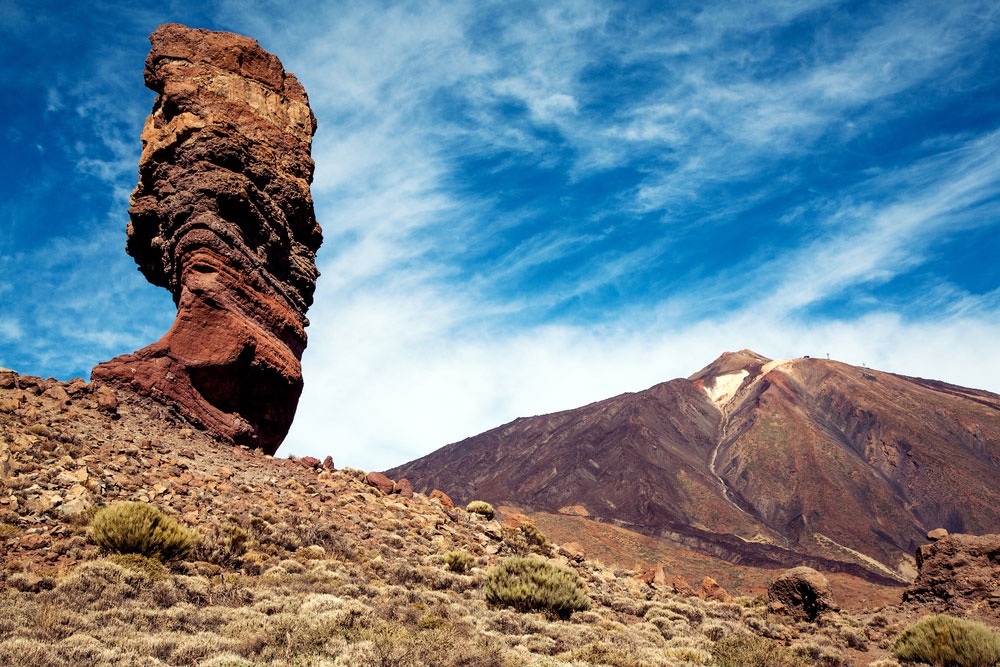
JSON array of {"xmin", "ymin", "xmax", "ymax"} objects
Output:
[{"xmin": 92, "ymin": 23, "xmax": 322, "ymax": 454}]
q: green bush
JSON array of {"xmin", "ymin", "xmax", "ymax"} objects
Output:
[
  {"xmin": 893, "ymin": 614, "xmax": 1000, "ymax": 667},
  {"xmin": 444, "ymin": 550, "xmax": 476, "ymax": 574},
  {"xmin": 483, "ymin": 556, "xmax": 590, "ymax": 620},
  {"xmin": 90, "ymin": 502, "xmax": 196, "ymax": 562},
  {"xmin": 466, "ymin": 500, "xmax": 495, "ymax": 520},
  {"xmin": 712, "ymin": 633, "xmax": 812, "ymax": 667}
]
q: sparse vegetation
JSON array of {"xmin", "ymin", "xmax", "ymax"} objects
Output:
[
  {"xmin": 90, "ymin": 502, "xmax": 196, "ymax": 562},
  {"xmin": 0, "ymin": 377, "xmax": 923, "ymax": 667},
  {"xmin": 892, "ymin": 614, "xmax": 1000, "ymax": 667},
  {"xmin": 483, "ymin": 556, "xmax": 590, "ymax": 619},
  {"xmin": 466, "ymin": 500, "xmax": 495, "ymax": 519}
]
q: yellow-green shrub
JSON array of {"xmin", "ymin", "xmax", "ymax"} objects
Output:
[
  {"xmin": 483, "ymin": 556, "xmax": 590, "ymax": 620},
  {"xmin": 466, "ymin": 500, "xmax": 495, "ymax": 520},
  {"xmin": 444, "ymin": 550, "xmax": 475, "ymax": 573},
  {"xmin": 90, "ymin": 502, "xmax": 195, "ymax": 562},
  {"xmin": 893, "ymin": 614, "xmax": 1000, "ymax": 667}
]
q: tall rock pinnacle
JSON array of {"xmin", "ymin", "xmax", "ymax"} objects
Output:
[{"xmin": 92, "ymin": 24, "xmax": 323, "ymax": 454}]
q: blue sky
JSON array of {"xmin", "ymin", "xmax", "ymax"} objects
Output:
[{"xmin": 1, "ymin": 0, "xmax": 998, "ymax": 470}]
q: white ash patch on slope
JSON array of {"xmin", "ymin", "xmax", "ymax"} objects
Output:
[{"xmin": 702, "ymin": 370, "xmax": 749, "ymax": 406}]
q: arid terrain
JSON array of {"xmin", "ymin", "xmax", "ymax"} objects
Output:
[{"xmin": 3, "ymin": 368, "xmax": 996, "ymax": 667}]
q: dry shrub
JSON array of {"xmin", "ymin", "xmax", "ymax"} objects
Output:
[
  {"xmin": 893, "ymin": 614, "xmax": 1000, "ymax": 667},
  {"xmin": 107, "ymin": 553, "xmax": 165, "ymax": 579},
  {"xmin": 54, "ymin": 633, "xmax": 117, "ymax": 665},
  {"xmin": 90, "ymin": 502, "xmax": 195, "ymax": 562},
  {"xmin": 519, "ymin": 523, "xmax": 551, "ymax": 555},
  {"xmin": 198, "ymin": 654, "xmax": 253, "ymax": 667},
  {"xmin": 790, "ymin": 636, "xmax": 851, "ymax": 666},
  {"xmin": 712, "ymin": 633, "xmax": 812, "ymax": 667},
  {"xmin": 50, "ymin": 560, "xmax": 151, "ymax": 611},
  {"xmin": 484, "ymin": 557, "xmax": 590, "ymax": 620},
  {"xmin": 0, "ymin": 637, "xmax": 59, "ymax": 667}
]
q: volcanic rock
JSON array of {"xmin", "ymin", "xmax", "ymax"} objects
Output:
[
  {"xmin": 701, "ymin": 576, "xmax": 732, "ymax": 602},
  {"xmin": 365, "ymin": 472, "xmax": 395, "ymax": 495},
  {"xmin": 91, "ymin": 23, "xmax": 322, "ymax": 454},
  {"xmin": 672, "ymin": 575, "xmax": 698, "ymax": 597},
  {"xmin": 903, "ymin": 533, "xmax": 1000, "ymax": 618},
  {"xmin": 429, "ymin": 489, "xmax": 454, "ymax": 508},
  {"xmin": 768, "ymin": 566, "xmax": 836, "ymax": 620},
  {"xmin": 394, "ymin": 478, "xmax": 414, "ymax": 499},
  {"xmin": 926, "ymin": 528, "xmax": 949, "ymax": 541}
]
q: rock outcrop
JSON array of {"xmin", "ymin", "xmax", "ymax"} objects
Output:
[
  {"xmin": 92, "ymin": 24, "xmax": 322, "ymax": 454},
  {"xmin": 903, "ymin": 533, "xmax": 1000, "ymax": 618}
]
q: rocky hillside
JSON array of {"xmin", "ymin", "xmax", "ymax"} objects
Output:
[
  {"xmin": 5, "ymin": 368, "xmax": 995, "ymax": 666},
  {"xmin": 387, "ymin": 350, "xmax": 1000, "ymax": 582}
]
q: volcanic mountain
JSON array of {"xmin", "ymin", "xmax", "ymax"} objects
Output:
[{"xmin": 388, "ymin": 351, "xmax": 1000, "ymax": 582}]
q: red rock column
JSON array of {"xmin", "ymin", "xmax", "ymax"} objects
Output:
[{"xmin": 92, "ymin": 24, "xmax": 322, "ymax": 454}]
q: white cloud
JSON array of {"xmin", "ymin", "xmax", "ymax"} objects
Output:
[{"xmin": 283, "ymin": 279, "xmax": 1000, "ymax": 471}]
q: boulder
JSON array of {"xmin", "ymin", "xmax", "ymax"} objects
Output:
[
  {"xmin": 365, "ymin": 472, "xmax": 395, "ymax": 495},
  {"xmin": 429, "ymin": 489, "xmax": 454, "ymax": 508},
  {"xmin": 672, "ymin": 575, "xmax": 698, "ymax": 597},
  {"xmin": 926, "ymin": 527, "xmax": 949, "ymax": 541},
  {"xmin": 768, "ymin": 566, "xmax": 835, "ymax": 620},
  {"xmin": 394, "ymin": 478, "xmax": 414, "ymax": 499},
  {"xmin": 91, "ymin": 23, "xmax": 322, "ymax": 454},
  {"xmin": 701, "ymin": 576, "xmax": 732, "ymax": 603}
]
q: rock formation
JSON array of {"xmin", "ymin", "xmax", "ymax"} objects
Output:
[
  {"xmin": 903, "ymin": 533, "xmax": 1000, "ymax": 618},
  {"xmin": 92, "ymin": 24, "xmax": 322, "ymax": 454}
]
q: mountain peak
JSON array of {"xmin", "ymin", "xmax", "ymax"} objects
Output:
[
  {"xmin": 687, "ymin": 349, "xmax": 772, "ymax": 406},
  {"xmin": 687, "ymin": 349, "xmax": 772, "ymax": 383},
  {"xmin": 389, "ymin": 349, "xmax": 1000, "ymax": 582}
]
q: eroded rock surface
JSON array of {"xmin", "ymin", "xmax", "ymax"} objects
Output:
[
  {"xmin": 904, "ymin": 533, "xmax": 1000, "ymax": 618},
  {"xmin": 92, "ymin": 24, "xmax": 322, "ymax": 453}
]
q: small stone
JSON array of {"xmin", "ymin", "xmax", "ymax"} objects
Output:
[
  {"xmin": 927, "ymin": 527, "xmax": 949, "ymax": 541},
  {"xmin": 322, "ymin": 456, "xmax": 335, "ymax": 471}
]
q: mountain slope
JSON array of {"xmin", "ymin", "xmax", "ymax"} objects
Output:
[{"xmin": 387, "ymin": 351, "xmax": 1000, "ymax": 580}]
